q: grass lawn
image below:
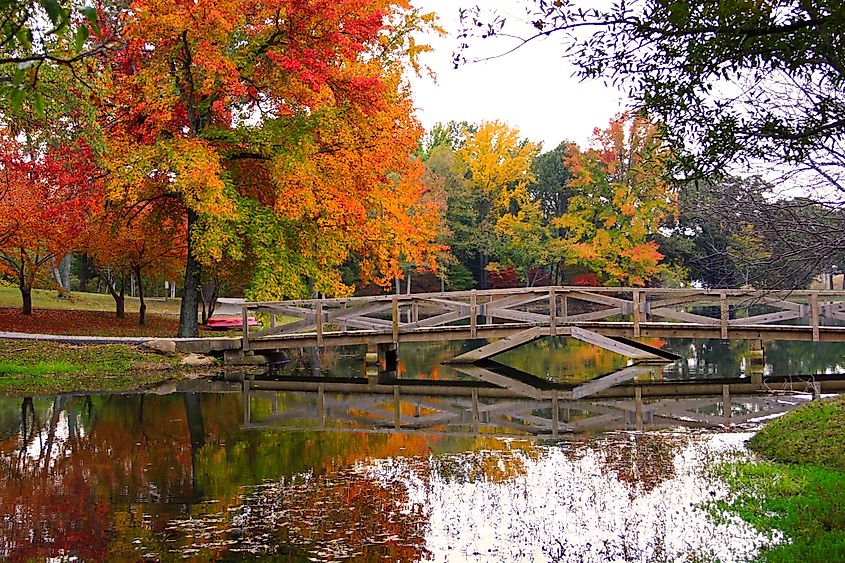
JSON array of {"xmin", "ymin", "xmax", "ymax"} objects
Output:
[
  {"xmin": 0, "ymin": 340, "xmax": 183, "ymax": 395},
  {"xmin": 717, "ymin": 396, "xmax": 845, "ymax": 561},
  {"xmin": 0, "ymin": 287, "xmax": 255, "ymax": 337},
  {"xmin": 0, "ymin": 286, "xmax": 183, "ymax": 314}
]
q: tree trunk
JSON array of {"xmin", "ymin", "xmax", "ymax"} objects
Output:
[
  {"xmin": 20, "ymin": 285, "xmax": 32, "ymax": 316},
  {"xmin": 116, "ymin": 282, "xmax": 125, "ymax": 318},
  {"xmin": 178, "ymin": 209, "xmax": 201, "ymax": 337},
  {"xmin": 135, "ymin": 266, "xmax": 147, "ymax": 325},
  {"xmin": 51, "ymin": 254, "xmax": 72, "ymax": 297},
  {"xmin": 79, "ymin": 254, "xmax": 94, "ymax": 293},
  {"xmin": 103, "ymin": 271, "xmax": 126, "ymax": 318},
  {"xmin": 200, "ymin": 278, "xmax": 219, "ymax": 325}
]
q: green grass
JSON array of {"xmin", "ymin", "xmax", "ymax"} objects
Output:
[
  {"xmin": 0, "ymin": 360, "xmax": 83, "ymax": 375},
  {"xmin": 0, "ymin": 286, "xmax": 183, "ymax": 314},
  {"xmin": 717, "ymin": 396, "xmax": 845, "ymax": 562},
  {"xmin": 748, "ymin": 394, "xmax": 845, "ymax": 470},
  {"xmin": 716, "ymin": 462, "xmax": 845, "ymax": 562},
  {"xmin": 0, "ymin": 340, "xmax": 182, "ymax": 395}
]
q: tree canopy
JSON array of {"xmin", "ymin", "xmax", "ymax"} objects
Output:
[{"xmin": 458, "ymin": 1, "xmax": 845, "ymax": 191}]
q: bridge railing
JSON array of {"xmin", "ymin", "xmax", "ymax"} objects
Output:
[{"xmin": 240, "ymin": 286, "xmax": 845, "ymax": 350}]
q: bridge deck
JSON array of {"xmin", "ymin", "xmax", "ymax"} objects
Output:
[{"xmin": 231, "ymin": 286, "xmax": 845, "ymax": 359}]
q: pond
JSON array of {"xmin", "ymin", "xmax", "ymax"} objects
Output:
[{"xmin": 1, "ymin": 337, "xmax": 841, "ymax": 561}]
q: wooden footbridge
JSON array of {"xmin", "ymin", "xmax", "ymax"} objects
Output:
[{"xmin": 231, "ymin": 286, "xmax": 845, "ymax": 363}]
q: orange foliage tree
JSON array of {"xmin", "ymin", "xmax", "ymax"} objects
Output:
[
  {"xmin": 84, "ymin": 201, "xmax": 186, "ymax": 323},
  {"xmin": 553, "ymin": 114, "xmax": 678, "ymax": 286},
  {"xmin": 81, "ymin": 0, "xmax": 443, "ymax": 336},
  {"xmin": 0, "ymin": 132, "xmax": 99, "ymax": 314}
]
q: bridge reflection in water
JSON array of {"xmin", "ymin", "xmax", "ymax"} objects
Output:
[{"xmin": 243, "ymin": 358, "xmax": 828, "ymax": 437}]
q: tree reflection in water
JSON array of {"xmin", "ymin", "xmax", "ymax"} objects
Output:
[{"xmin": 0, "ymin": 392, "xmax": 783, "ymax": 561}]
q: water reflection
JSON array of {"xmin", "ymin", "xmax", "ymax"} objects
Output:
[
  {"xmin": 244, "ymin": 387, "xmax": 812, "ymax": 436},
  {"xmin": 0, "ymin": 390, "xmax": 787, "ymax": 562},
  {"xmin": 279, "ymin": 337, "xmax": 845, "ymax": 385},
  {"xmin": 3, "ymin": 332, "xmax": 841, "ymax": 561}
]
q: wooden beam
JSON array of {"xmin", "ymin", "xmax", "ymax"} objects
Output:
[
  {"xmin": 316, "ymin": 301, "xmax": 323, "ymax": 347},
  {"xmin": 563, "ymin": 307, "xmax": 624, "ymax": 323},
  {"xmin": 729, "ymin": 309, "xmax": 804, "ymax": 326},
  {"xmin": 451, "ymin": 365, "xmax": 543, "ymax": 399},
  {"xmin": 405, "ymin": 310, "xmax": 469, "ymax": 328},
  {"xmin": 569, "ymin": 291, "xmax": 633, "ymax": 309},
  {"xmin": 569, "ymin": 327, "xmax": 665, "ymax": 360},
  {"xmin": 392, "ymin": 296, "xmax": 399, "ymax": 344},
  {"xmin": 470, "ymin": 290, "xmax": 477, "ymax": 338},
  {"xmin": 648, "ymin": 308, "xmax": 720, "ymax": 325},
  {"xmin": 632, "ymin": 290, "xmax": 641, "ymax": 338},
  {"xmin": 572, "ymin": 364, "xmax": 659, "ymax": 400},
  {"xmin": 720, "ymin": 292, "xmax": 729, "ymax": 339},
  {"xmin": 447, "ymin": 327, "xmax": 543, "ymax": 363},
  {"xmin": 811, "ymin": 293, "xmax": 820, "ymax": 341}
]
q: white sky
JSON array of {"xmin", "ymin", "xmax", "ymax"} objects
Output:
[{"xmin": 409, "ymin": 0, "xmax": 628, "ymax": 151}]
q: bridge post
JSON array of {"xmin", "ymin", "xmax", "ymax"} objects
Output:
[
  {"xmin": 810, "ymin": 293, "xmax": 820, "ymax": 341},
  {"xmin": 720, "ymin": 292, "xmax": 729, "ymax": 339},
  {"xmin": 750, "ymin": 340, "xmax": 765, "ymax": 385},
  {"xmin": 485, "ymin": 295, "xmax": 493, "ymax": 324},
  {"xmin": 632, "ymin": 289, "xmax": 641, "ymax": 337},
  {"xmin": 549, "ymin": 288, "xmax": 557, "ymax": 336},
  {"xmin": 242, "ymin": 305, "xmax": 250, "ymax": 352},
  {"xmin": 560, "ymin": 292, "xmax": 568, "ymax": 322},
  {"xmin": 470, "ymin": 290, "xmax": 477, "ymax": 338},
  {"xmin": 392, "ymin": 295, "xmax": 399, "ymax": 344},
  {"xmin": 552, "ymin": 391, "xmax": 559, "ymax": 437},
  {"xmin": 722, "ymin": 384, "xmax": 732, "ymax": 426},
  {"xmin": 315, "ymin": 302, "xmax": 324, "ymax": 347}
]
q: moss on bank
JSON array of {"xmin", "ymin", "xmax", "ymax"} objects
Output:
[
  {"xmin": 719, "ymin": 396, "xmax": 845, "ymax": 562},
  {"xmin": 0, "ymin": 340, "xmax": 182, "ymax": 395}
]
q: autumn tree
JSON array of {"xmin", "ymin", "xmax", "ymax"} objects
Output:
[
  {"xmin": 490, "ymin": 181, "xmax": 552, "ymax": 286},
  {"xmin": 85, "ymin": 201, "xmax": 186, "ymax": 323},
  {"xmin": 0, "ymin": 132, "xmax": 98, "ymax": 314},
  {"xmin": 458, "ymin": 2, "xmax": 845, "ymax": 284},
  {"xmin": 82, "ymin": 0, "xmax": 443, "ymax": 336},
  {"xmin": 554, "ymin": 114, "xmax": 677, "ymax": 286},
  {"xmin": 455, "ymin": 120, "xmax": 539, "ymax": 287}
]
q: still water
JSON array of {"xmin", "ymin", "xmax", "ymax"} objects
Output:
[{"xmin": 1, "ymin": 337, "xmax": 841, "ymax": 561}]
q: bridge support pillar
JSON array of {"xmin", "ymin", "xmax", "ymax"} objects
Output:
[
  {"xmin": 379, "ymin": 342, "xmax": 399, "ymax": 372},
  {"xmin": 365, "ymin": 344, "xmax": 380, "ymax": 384},
  {"xmin": 749, "ymin": 339, "xmax": 765, "ymax": 385}
]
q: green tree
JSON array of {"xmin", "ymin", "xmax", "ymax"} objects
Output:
[
  {"xmin": 554, "ymin": 114, "xmax": 678, "ymax": 286},
  {"xmin": 459, "ymin": 1, "xmax": 845, "ymax": 188},
  {"xmin": 456, "ymin": 120, "xmax": 540, "ymax": 287}
]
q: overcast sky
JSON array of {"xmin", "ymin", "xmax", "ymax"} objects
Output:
[{"xmin": 409, "ymin": 0, "xmax": 628, "ymax": 151}]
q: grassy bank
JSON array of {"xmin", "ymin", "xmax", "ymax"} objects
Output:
[
  {"xmin": 0, "ymin": 340, "xmax": 183, "ymax": 395},
  {"xmin": 718, "ymin": 396, "xmax": 845, "ymax": 561}
]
